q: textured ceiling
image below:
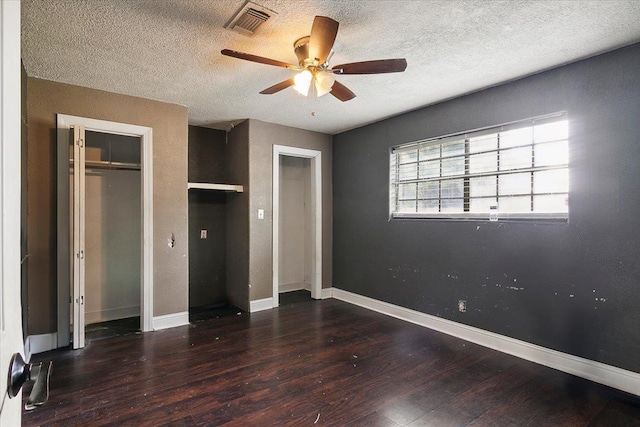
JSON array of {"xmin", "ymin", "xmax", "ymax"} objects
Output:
[{"xmin": 21, "ymin": 0, "xmax": 640, "ymax": 135}]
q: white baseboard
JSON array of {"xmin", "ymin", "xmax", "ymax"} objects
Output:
[
  {"xmin": 250, "ymin": 297, "xmax": 274, "ymax": 313},
  {"xmin": 86, "ymin": 305, "xmax": 140, "ymax": 324},
  {"xmin": 321, "ymin": 287, "xmax": 333, "ymax": 299},
  {"xmin": 330, "ymin": 288, "xmax": 640, "ymax": 397},
  {"xmin": 27, "ymin": 312, "xmax": 188, "ymax": 355},
  {"xmin": 153, "ymin": 311, "xmax": 189, "ymax": 331},
  {"xmin": 278, "ymin": 282, "xmax": 311, "ymax": 293},
  {"xmin": 25, "ymin": 333, "xmax": 58, "ymax": 361}
]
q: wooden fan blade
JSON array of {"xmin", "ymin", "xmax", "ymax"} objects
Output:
[
  {"xmin": 330, "ymin": 80, "xmax": 356, "ymax": 102},
  {"xmin": 332, "ymin": 59, "xmax": 407, "ymax": 75},
  {"xmin": 308, "ymin": 16, "xmax": 339, "ymax": 64},
  {"xmin": 260, "ymin": 78, "xmax": 295, "ymax": 95},
  {"xmin": 221, "ymin": 49, "xmax": 296, "ymax": 69}
]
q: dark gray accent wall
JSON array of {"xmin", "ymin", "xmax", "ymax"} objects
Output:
[
  {"xmin": 188, "ymin": 126, "xmax": 228, "ymax": 308},
  {"xmin": 226, "ymin": 121, "xmax": 250, "ymax": 311},
  {"xmin": 333, "ymin": 43, "xmax": 640, "ymax": 373},
  {"xmin": 188, "ymin": 126, "xmax": 227, "ymax": 183},
  {"xmin": 188, "ymin": 190, "xmax": 227, "ymax": 307}
]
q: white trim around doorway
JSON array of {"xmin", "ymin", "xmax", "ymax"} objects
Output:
[
  {"xmin": 272, "ymin": 145, "xmax": 322, "ymax": 308},
  {"xmin": 56, "ymin": 114, "xmax": 153, "ymax": 348}
]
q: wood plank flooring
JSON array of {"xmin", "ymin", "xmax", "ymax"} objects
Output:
[{"xmin": 23, "ymin": 298, "xmax": 640, "ymax": 426}]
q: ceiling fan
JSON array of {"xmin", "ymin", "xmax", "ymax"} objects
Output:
[{"xmin": 221, "ymin": 16, "xmax": 407, "ymax": 102}]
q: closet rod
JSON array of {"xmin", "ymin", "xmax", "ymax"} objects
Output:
[{"xmin": 69, "ymin": 159, "xmax": 141, "ymax": 171}]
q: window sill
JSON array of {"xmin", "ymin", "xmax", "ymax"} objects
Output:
[{"xmin": 391, "ymin": 212, "xmax": 568, "ymax": 223}]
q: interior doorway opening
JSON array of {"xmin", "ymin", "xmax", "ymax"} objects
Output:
[
  {"xmin": 57, "ymin": 115, "xmax": 153, "ymax": 349},
  {"xmin": 278, "ymin": 156, "xmax": 312, "ymax": 297},
  {"xmin": 83, "ymin": 130, "xmax": 141, "ymax": 341},
  {"xmin": 272, "ymin": 145, "xmax": 322, "ymax": 307}
]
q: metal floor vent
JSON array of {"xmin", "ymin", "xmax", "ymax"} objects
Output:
[{"xmin": 226, "ymin": 1, "xmax": 277, "ymax": 36}]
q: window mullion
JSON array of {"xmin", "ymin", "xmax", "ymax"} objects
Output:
[
  {"xmin": 464, "ymin": 139, "xmax": 470, "ymax": 212},
  {"xmin": 439, "ymin": 145, "xmax": 443, "ymax": 212},
  {"xmin": 496, "ymin": 133, "xmax": 501, "ymax": 209},
  {"xmin": 395, "ymin": 152, "xmax": 400, "ymax": 212},
  {"xmin": 530, "ymin": 128, "xmax": 535, "ymax": 212},
  {"xmin": 415, "ymin": 147, "xmax": 420, "ymax": 213}
]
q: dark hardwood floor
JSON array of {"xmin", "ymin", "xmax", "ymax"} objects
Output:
[{"xmin": 24, "ymin": 298, "xmax": 640, "ymax": 426}]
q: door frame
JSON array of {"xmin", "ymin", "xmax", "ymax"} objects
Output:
[
  {"xmin": 57, "ymin": 115, "xmax": 153, "ymax": 348},
  {"xmin": 272, "ymin": 145, "xmax": 322, "ymax": 307}
]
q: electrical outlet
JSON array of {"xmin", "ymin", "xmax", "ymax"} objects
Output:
[
  {"xmin": 258, "ymin": 209, "xmax": 264, "ymax": 220},
  {"xmin": 458, "ymin": 300, "xmax": 467, "ymax": 313},
  {"xmin": 200, "ymin": 229, "xmax": 207, "ymax": 239}
]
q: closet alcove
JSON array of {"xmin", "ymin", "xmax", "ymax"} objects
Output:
[
  {"xmin": 83, "ymin": 130, "xmax": 142, "ymax": 331},
  {"xmin": 188, "ymin": 126, "xmax": 243, "ymax": 319}
]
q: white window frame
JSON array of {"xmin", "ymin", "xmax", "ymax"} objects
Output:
[{"xmin": 389, "ymin": 113, "xmax": 569, "ymax": 222}]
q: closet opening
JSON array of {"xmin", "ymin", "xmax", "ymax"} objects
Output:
[
  {"xmin": 83, "ymin": 130, "xmax": 141, "ymax": 341},
  {"xmin": 272, "ymin": 145, "xmax": 322, "ymax": 307},
  {"xmin": 277, "ymin": 156, "xmax": 313, "ymax": 303},
  {"xmin": 57, "ymin": 115, "xmax": 153, "ymax": 349}
]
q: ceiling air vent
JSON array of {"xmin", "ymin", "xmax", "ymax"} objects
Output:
[{"xmin": 226, "ymin": 1, "xmax": 277, "ymax": 37}]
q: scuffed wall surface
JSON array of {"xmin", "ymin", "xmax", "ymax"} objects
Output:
[
  {"xmin": 248, "ymin": 120, "xmax": 332, "ymax": 302},
  {"xmin": 26, "ymin": 78, "xmax": 188, "ymax": 334},
  {"xmin": 333, "ymin": 44, "xmax": 640, "ymax": 373}
]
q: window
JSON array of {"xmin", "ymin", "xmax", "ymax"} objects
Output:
[{"xmin": 390, "ymin": 113, "xmax": 569, "ymax": 221}]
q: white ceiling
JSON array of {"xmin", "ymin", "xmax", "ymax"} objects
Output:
[{"xmin": 21, "ymin": 0, "xmax": 640, "ymax": 135}]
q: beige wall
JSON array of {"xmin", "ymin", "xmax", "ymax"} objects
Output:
[
  {"xmin": 248, "ymin": 119, "xmax": 332, "ymax": 302},
  {"xmin": 26, "ymin": 77, "xmax": 188, "ymax": 334}
]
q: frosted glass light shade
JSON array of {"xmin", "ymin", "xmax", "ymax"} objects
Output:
[
  {"xmin": 293, "ymin": 70, "xmax": 312, "ymax": 96},
  {"xmin": 315, "ymin": 71, "xmax": 335, "ymax": 97}
]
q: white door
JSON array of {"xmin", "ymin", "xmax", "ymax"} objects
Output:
[
  {"xmin": 72, "ymin": 126, "xmax": 86, "ymax": 349},
  {"xmin": 0, "ymin": 0, "xmax": 25, "ymax": 424}
]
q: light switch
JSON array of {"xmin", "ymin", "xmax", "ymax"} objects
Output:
[
  {"xmin": 200, "ymin": 229, "xmax": 207, "ymax": 239},
  {"xmin": 258, "ymin": 209, "xmax": 264, "ymax": 220}
]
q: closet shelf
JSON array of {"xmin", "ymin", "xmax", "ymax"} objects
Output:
[{"xmin": 187, "ymin": 182, "xmax": 244, "ymax": 193}]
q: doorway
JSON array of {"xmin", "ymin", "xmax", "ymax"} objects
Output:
[
  {"xmin": 278, "ymin": 156, "xmax": 312, "ymax": 298},
  {"xmin": 83, "ymin": 130, "xmax": 141, "ymax": 340},
  {"xmin": 272, "ymin": 145, "xmax": 322, "ymax": 307},
  {"xmin": 57, "ymin": 115, "xmax": 153, "ymax": 349}
]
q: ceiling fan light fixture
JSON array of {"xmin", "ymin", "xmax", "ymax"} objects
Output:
[
  {"xmin": 293, "ymin": 69, "xmax": 313, "ymax": 96},
  {"xmin": 314, "ymin": 71, "xmax": 335, "ymax": 97},
  {"xmin": 221, "ymin": 16, "xmax": 406, "ymax": 102}
]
